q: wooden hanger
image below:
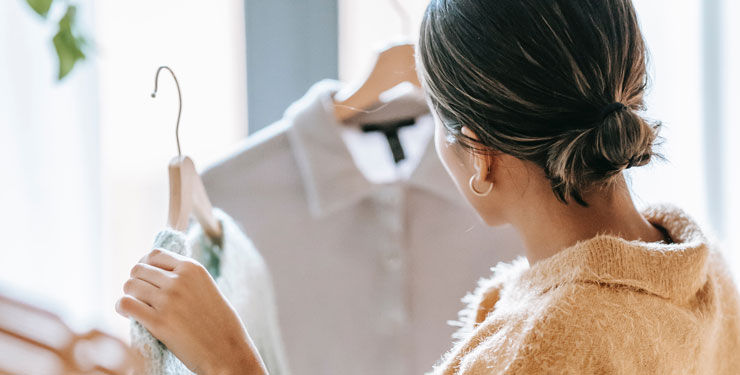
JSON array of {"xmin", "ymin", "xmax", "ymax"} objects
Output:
[
  {"xmin": 152, "ymin": 66, "xmax": 223, "ymax": 240},
  {"xmin": 332, "ymin": 0, "xmax": 421, "ymax": 123},
  {"xmin": 332, "ymin": 42, "xmax": 421, "ymax": 123}
]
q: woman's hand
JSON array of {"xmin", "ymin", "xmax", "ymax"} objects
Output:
[{"xmin": 116, "ymin": 248, "xmax": 267, "ymax": 375}]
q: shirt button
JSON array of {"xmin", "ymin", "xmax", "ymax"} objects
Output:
[
  {"xmin": 377, "ymin": 194, "xmax": 395, "ymax": 207},
  {"xmin": 387, "ymin": 308, "xmax": 406, "ymax": 328},
  {"xmin": 387, "ymin": 214, "xmax": 402, "ymax": 231},
  {"xmin": 378, "ymin": 307, "xmax": 405, "ymax": 333},
  {"xmin": 378, "ymin": 186, "xmax": 402, "ymax": 205},
  {"xmin": 384, "ymin": 251, "xmax": 403, "ymax": 270}
]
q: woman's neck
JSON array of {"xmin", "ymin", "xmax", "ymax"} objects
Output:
[{"xmin": 510, "ymin": 178, "xmax": 665, "ymax": 265}]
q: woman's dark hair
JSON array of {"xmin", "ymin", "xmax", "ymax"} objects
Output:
[{"xmin": 417, "ymin": 0, "xmax": 662, "ymax": 205}]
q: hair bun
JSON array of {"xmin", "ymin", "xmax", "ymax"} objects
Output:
[
  {"xmin": 599, "ymin": 102, "xmax": 629, "ymax": 120},
  {"xmin": 545, "ymin": 106, "xmax": 660, "ymax": 205},
  {"xmin": 627, "ymin": 153, "xmax": 652, "ymax": 168}
]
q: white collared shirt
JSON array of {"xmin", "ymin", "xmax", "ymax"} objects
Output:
[{"xmin": 202, "ymin": 80, "xmax": 524, "ymax": 375}]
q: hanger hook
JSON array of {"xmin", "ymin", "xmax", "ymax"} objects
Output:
[
  {"xmin": 388, "ymin": 0, "xmax": 410, "ymax": 37},
  {"xmin": 151, "ymin": 66, "xmax": 183, "ymax": 156}
]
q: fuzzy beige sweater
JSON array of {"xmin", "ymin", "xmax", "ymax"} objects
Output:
[{"xmin": 430, "ymin": 204, "xmax": 740, "ymax": 374}]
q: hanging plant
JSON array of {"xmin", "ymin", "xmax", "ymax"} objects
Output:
[{"xmin": 25, "ymin": 0, "xmax": 87, "ymax": 80}]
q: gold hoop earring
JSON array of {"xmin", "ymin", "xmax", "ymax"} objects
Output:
[{"xmin": 469, "ymin": 175, "xmax": 493, "ymax": 197}]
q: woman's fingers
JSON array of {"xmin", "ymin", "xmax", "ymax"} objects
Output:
[
  {"xmin": 115, "ymin": 295, "xmax": 156, "ymax": 327},
  {"xmin": 118, "ymin": 246, "xmax": 266, "ymax": 374},
  {"xmin": 130, "ymin": 262, "xmax": 173, "ymax": 288},
  {"xmin": 141, "ymin": 248, "xmax": 185, "ymax": 271},
  {"xmin": 122, "ymin": 277, "xmax": 160, "ymax": 308},
  {"xmin": 141, "ymin": 248, "xmax": 207, "ymax": 280}
]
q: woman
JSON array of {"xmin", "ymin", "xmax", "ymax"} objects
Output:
[{"xmin": 116, "ymin": 0, "xmax": 740, "ymax": 373}]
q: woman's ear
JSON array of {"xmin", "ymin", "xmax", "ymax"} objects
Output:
[{"xmin": 461, "ymin": 126, "xmax": 493, "ymax": 181}]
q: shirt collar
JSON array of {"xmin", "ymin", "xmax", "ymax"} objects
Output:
[
  {"xmin": 285, "ymin": 79, "xmax": 464, "ymax": 218},
  {"xmin": 518, "ymin": 203, "xmax": 711, "ymax": 304}
]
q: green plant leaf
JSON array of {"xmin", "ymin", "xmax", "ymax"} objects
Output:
[
  {"xmin": 53, "ymin": 5, "xmax": 86, "ymax": 80},
  {"xmin": 26, "ymin": 0, "xmax": 53, "ymax": 18}
]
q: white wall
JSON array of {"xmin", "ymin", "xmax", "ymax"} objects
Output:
[
  {"xmin": 720, "ymin": 0, "xmax": 740, "ymax": 273},
  {"xmin": 627, "ymin": 1, "xmax": 709, "ymax": 222}
]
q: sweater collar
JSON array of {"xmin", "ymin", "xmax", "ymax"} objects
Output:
[{"xmin": 518, "ymin": 204, "xmax": 711, "ymax": 304}]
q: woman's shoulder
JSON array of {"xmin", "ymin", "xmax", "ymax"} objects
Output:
[
  {"xmin": 447, "ymin": 257, "xmax": 530, "ymax": 341},
  {"xmin": 430, "ymin": 278, "xmax": 598, "ymax": 375},
  {"xmin": 431, "ymin": 276, "xmax": 684, "ymax": 375}
]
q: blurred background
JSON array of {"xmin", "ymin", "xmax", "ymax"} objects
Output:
[{"xmin": 0, "ymin": 0, "xmax": 738, "ymax": 340}]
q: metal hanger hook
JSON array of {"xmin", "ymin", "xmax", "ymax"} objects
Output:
[{"xmin": 151, "ymin": 66, "xmax": 183, "ymax": 156}]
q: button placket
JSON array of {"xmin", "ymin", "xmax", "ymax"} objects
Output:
[{"xmin": 373, "ymin": 184, "xmax": 408, "ymax": 375}]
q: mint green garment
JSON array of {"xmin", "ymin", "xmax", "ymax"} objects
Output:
[
  {"xmin": 130, "ymin": 229, "xmax": 194, "ymax": 375},
  {"xmin": 187, "ymin": 208, "xmax": 290, "ymax": 375},
  {"xmin": 130, "ymin": 208, "xmax": 290, "ymax": 375}
]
